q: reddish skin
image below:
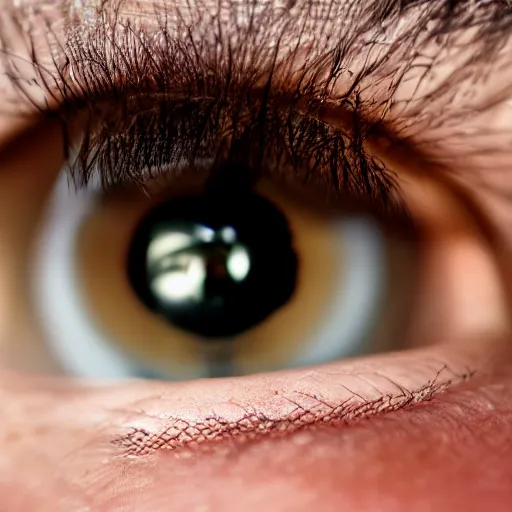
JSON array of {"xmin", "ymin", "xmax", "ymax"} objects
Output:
[{"xmin": 0, "ymin": 368, "xmax": 511, "ymax": 511}]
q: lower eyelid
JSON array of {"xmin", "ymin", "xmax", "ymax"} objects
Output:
[{"xmin": 106, "ymin": 344, "xmax": 492, "ymax": 455}]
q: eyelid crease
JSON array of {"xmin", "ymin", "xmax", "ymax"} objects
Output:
[{"xmin": 110, "ymin": 364, "xmax": 474, "ymax": 456}]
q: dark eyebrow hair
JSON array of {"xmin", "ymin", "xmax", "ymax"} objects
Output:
[{"xmin": 0, "ymin": 0, "xmax": 510, "ymax": 190}]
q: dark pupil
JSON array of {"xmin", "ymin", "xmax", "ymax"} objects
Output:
[{"xmin": 127, "ymin": 192, "xmax": 298, "ymax": 338}]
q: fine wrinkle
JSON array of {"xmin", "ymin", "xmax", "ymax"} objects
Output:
[{"xmin": 112, "ymin": 365, "xmax": 474, "ymax": 455}]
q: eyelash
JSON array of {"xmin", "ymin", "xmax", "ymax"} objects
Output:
[
  {"xmin": 0, "ymin": 0, "xmax": 509, "ymax": 208},
  {"xmin": 67, "ymin": 94, "xmax": 399, "ymax": 206},
  {"xmin": 51, "ymin": 19, "xmax": 399, "ymax": 208}
]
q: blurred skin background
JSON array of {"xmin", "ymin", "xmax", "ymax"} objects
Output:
[{"xmin": 0, "ymin": 0, "xmax": 512, "ymax": 510}]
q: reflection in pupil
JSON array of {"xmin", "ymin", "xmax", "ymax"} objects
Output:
[
  {"xmin": 147, "ymin": 235, "xmax": 249, "ymax": 303},
  {"xmin": 127, "ymin": 192, "xmax": 298, "ymax": 338}
]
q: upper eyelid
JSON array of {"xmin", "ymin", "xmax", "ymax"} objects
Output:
[
  {"xmin": 0, "ymin": 0, "xmax": 511, "ymax": 192},
  {"xmin": 1, "ymin": 0, "xmax": 510, "ymax": 118}
]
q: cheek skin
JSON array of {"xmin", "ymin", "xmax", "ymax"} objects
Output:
[{"xmin": 1, "ymin": 368, "xmax": 512, "ymax": 512}]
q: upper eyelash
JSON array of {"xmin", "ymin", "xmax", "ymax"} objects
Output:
[
  {"xmin": 0, "ymin": 0, "xmax": 510, "ymax": 203},
  {"xmin": 2, "ymin": 0, "xmax": 403, "ymax": 207},
  {"xmin": 64, "ymin": 92, "xmax": 398, "ymax": 205}
]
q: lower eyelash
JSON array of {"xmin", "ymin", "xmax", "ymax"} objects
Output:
[{"xmin": 111, "ymin": 365, "xmax": 472, "ymax": 456}]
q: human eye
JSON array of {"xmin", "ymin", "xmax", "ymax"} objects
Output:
[{"xmin": 0, "ymin": 0, "xmax": 511, "ymax": 509}]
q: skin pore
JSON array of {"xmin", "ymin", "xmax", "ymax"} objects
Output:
[{"xmin": 0, "ymin": 0, "xmax": 512, "ymax": 510}]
